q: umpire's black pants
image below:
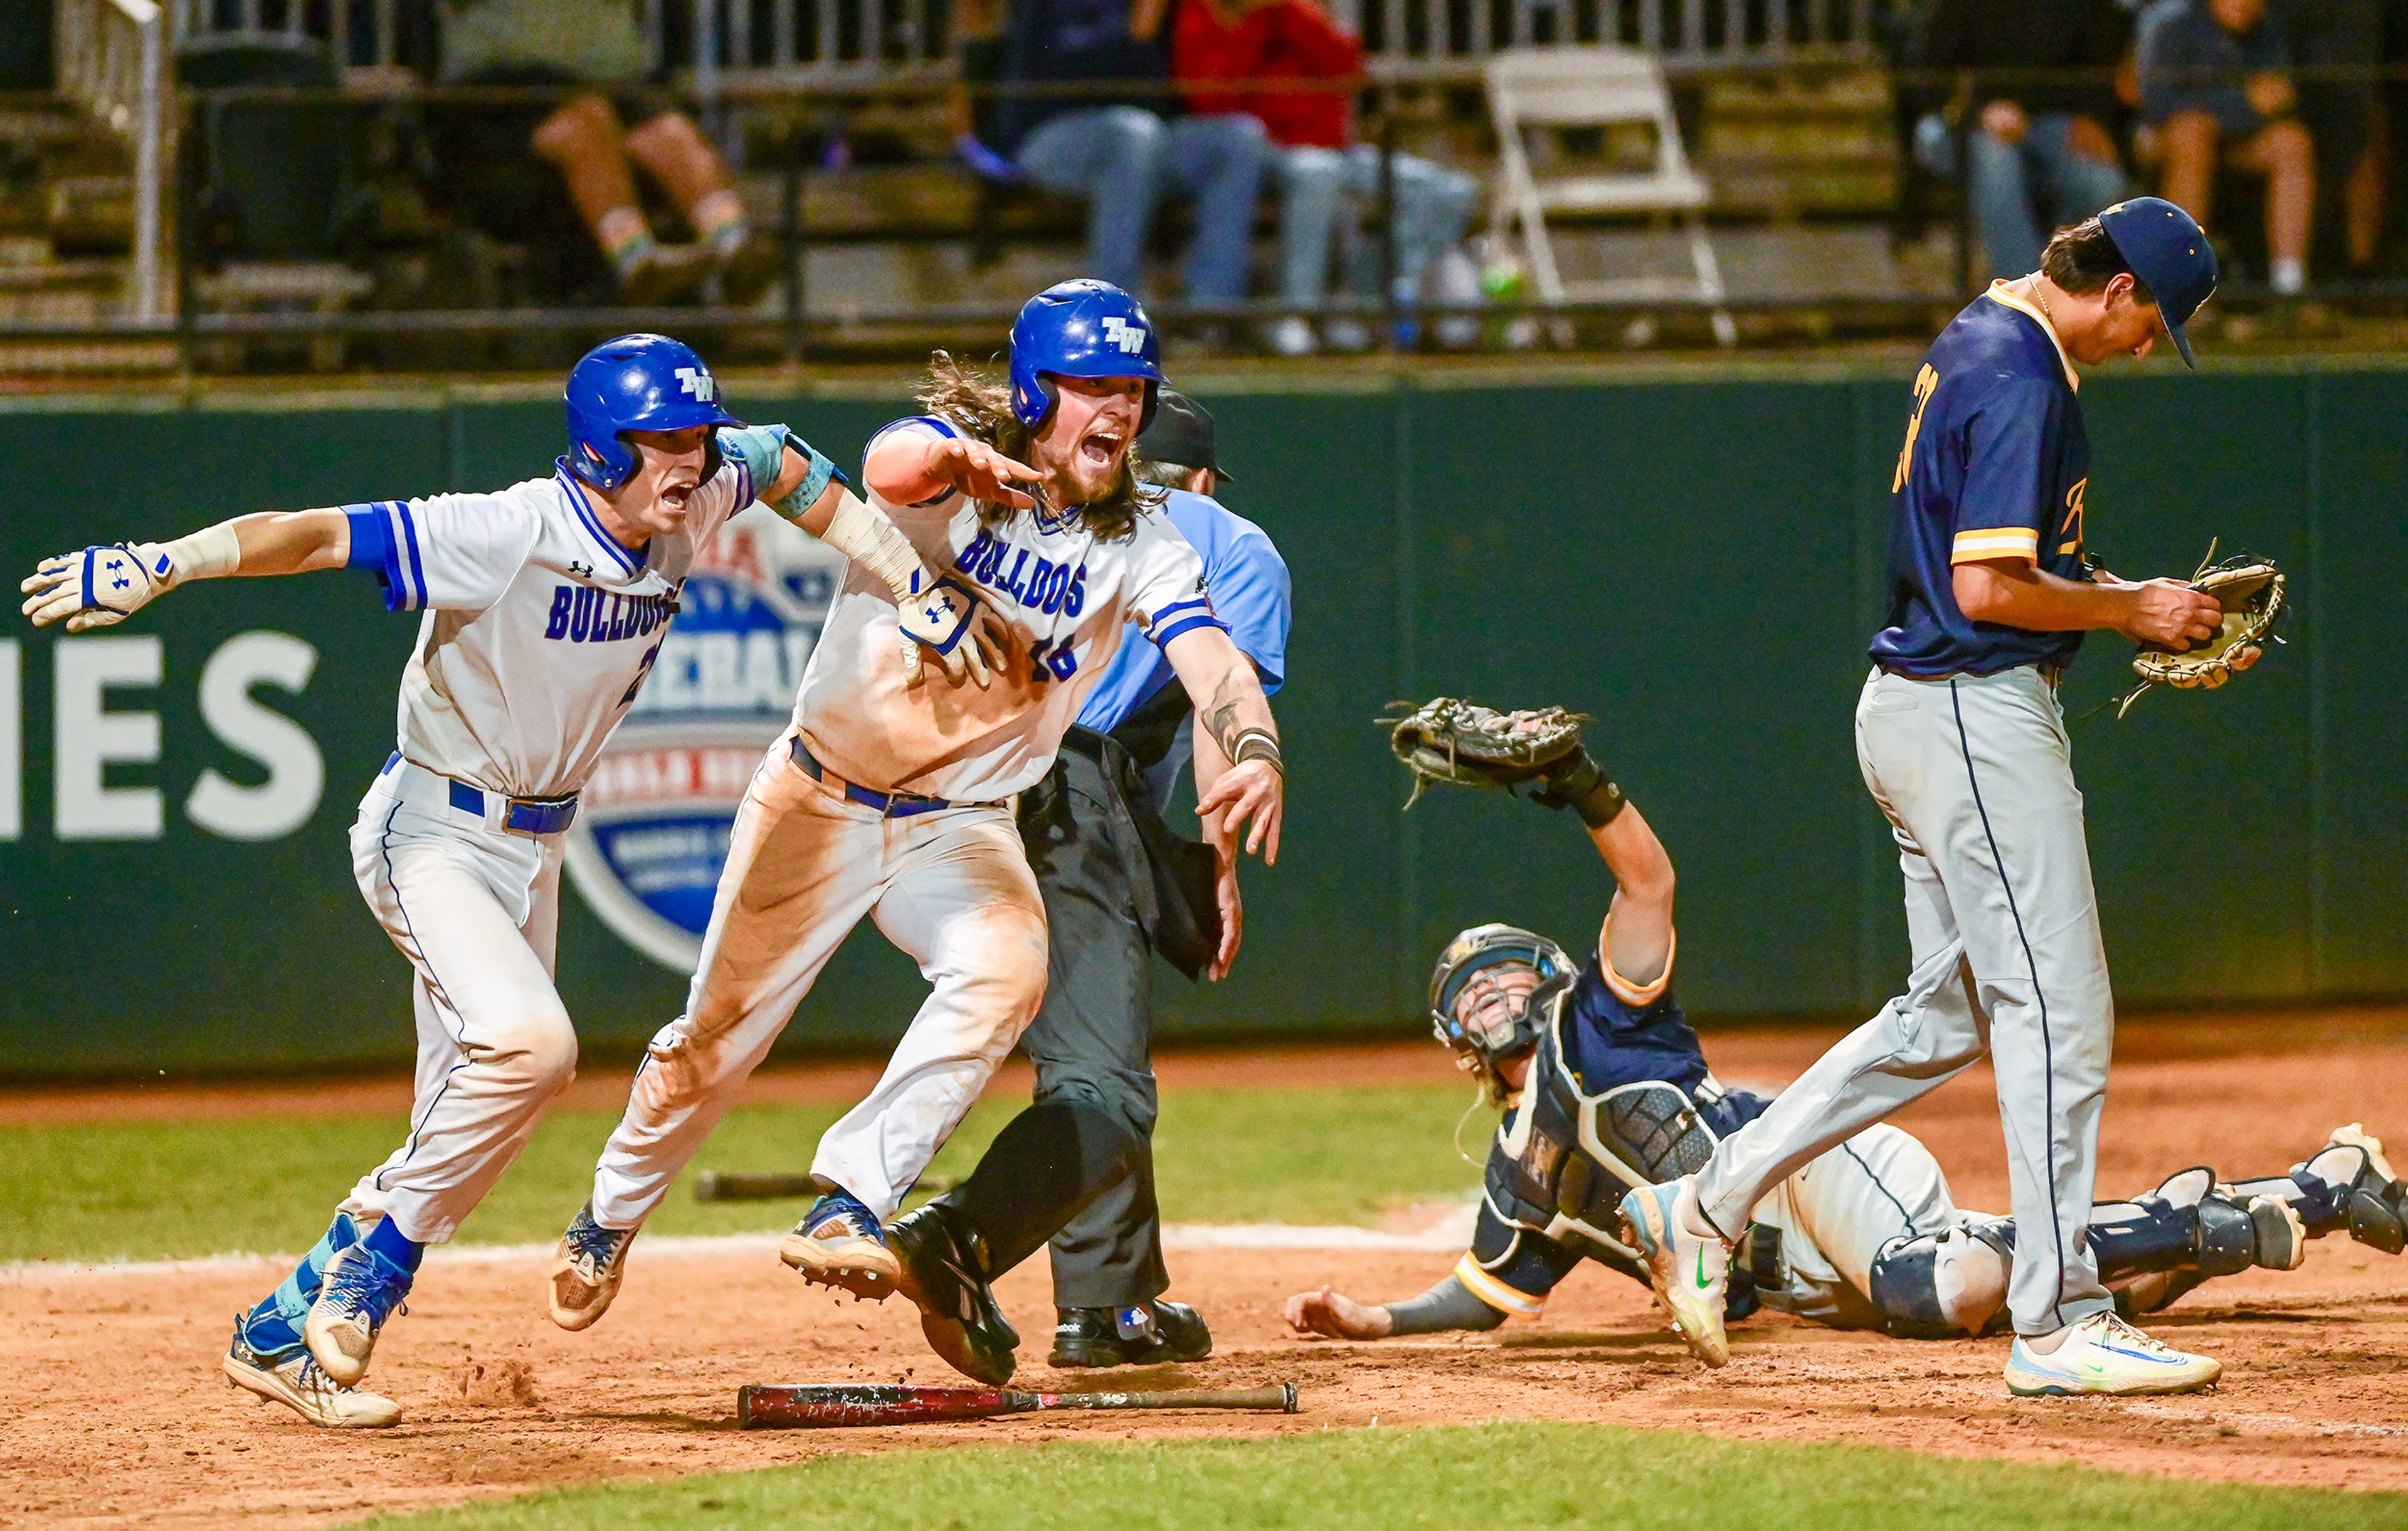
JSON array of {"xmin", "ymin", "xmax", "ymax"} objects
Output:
[{"xmin": 1014, "ymin": 739, "xmax": 1172, "ymax": 1308}]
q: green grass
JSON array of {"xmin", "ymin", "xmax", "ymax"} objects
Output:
[
  {"xmin": 354, "ymin": 1421, "xmax": 2408, "ymax": 1531},
  {"xmin": 0, "ymin": 1082, "xmax": 1495, "ymax": 1264}
]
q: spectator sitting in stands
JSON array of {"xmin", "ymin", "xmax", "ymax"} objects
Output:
[
  {"xmin": 2137, "ymin": 0, "xmax": 2314, "ymax": 293},
  {"xmin": 430, "ymin": 0, "xmax": 780, "ymax": 306},
  {"xmin": 1174, "ymin": 0, "xmax": 1480, "ymax": 354},
  {"xmin": 2288, "ymin": 0, "xmax": 2386, "ymax": 278},
  {"xmin": 1911, "ymin": 0, "xmax": 2131, "ymax": 281},
  {"xmin": 959, "ymin": 0, "xmax": 1270, "ymax": 314}
]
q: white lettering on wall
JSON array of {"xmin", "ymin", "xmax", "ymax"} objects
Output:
[
  {"xmin": 187, "ymin": 632, "xmax": 324, "ymax": 841},
  {"xmin": 53, "ymin": 635, "xmax": 162, "ymax": 840},
  {"xmin": 0, "ymin": 640, "xmax": 18, "ymax": 842}
]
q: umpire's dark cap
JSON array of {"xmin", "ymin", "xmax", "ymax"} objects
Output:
[
  {"xmin": 1137, "ymin": 389, "xmax": 1230, "ymax": 482},
  {"xmin": 2099, "ymin": 197, "xmax": 2217, "ymax": 370}
]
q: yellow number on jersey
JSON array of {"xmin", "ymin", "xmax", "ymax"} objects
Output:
[
  {"xmin": 1893, "ymin": 364, "xmax": 1940, "ymax": 493},
  {"xmin": 2057, "ymin": 477, "xmax": 2088, "ymax": 557}
]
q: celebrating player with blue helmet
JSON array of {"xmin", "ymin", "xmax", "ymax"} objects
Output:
[
  {"xmin": 557, "ymin": 280, "xmax": 1289, "ymax": 1387},
  {"xmin": 18, "ymin": 334, "xmax": 993, "ymax": 1428},
  {"xmin": 1284, "ymin": 741, "xmax": 2408, "ymax": 1352}
]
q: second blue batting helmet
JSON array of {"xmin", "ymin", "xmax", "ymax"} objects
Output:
[
  {"xmin": 563, "ymin": 333, "xmax": 744, "ymax": 490},
  {"xmin": 1008, "ymin": 279, "xmax": 1165, "ymax": 434}
]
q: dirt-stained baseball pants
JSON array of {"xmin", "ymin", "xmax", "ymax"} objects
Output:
[
  {"xmin": 342, "ymin": 757, "xmax": 579, "ymax": 1246},
  {"xmin": 589, "ymin": 733, "xmax": 1049, "ymax": 1226},
  {"xmin": 1696, "ymin": 664, "xmax": 2116, "ymax": 1337}
]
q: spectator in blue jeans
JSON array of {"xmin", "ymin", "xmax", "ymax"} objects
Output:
[
  {"xmin": 1913, "ymin": 0, "xmax": 2131, "ymax": 279},
  {"xmin": 966, "ymin": 0, "xmax": 1269, "ymax": 312},
  {"xmin": 1175, "ymin": 0, "xmax": 1481, "ymax": 352}
]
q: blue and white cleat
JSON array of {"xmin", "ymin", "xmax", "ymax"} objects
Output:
[
  {"xmin": 224, "ymin": 1315, "xmax": 402, "ymax": 1428},
  {"xmin": 779, "ymin": 1190, "xmax": 901, "ymax": 1298},
  {"xmin": 1618, "ymin": 1177, "xmax": 1733, "ymax": 1369},
  {"xmin": 549, "ymin": 1201, "xmax": 639, "ymax": 1332},
  {"xmin": 305, "ymin": 1241, "xmax": 415, "ymax": 1387},
  {"xmin": 2004, "ymin": 1311, "xmax": 2221, "ymax": 1397}
]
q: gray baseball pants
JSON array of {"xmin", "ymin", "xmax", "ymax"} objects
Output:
[{"xmin": 1696, "ymin": 664, "xmax": 2116, "ymax": 1336}]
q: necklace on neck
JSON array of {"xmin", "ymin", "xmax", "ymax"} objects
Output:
[{"xmin": 2032, "ymin": 282, "xmax": 2055, "ymax": 326}]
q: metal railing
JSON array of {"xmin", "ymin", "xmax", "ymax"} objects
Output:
[
  {"xmin": 56, "ymin": 0, "xmax": 169, "ymax": 321},
  {"xmin": 168, "ymin": 0, "xmax": 1876, "ymax": 88}
]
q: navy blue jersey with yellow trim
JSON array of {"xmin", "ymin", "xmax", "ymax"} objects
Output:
[
  {"xmin": 1869, "ymin": 284, "xmax": 2094, "ymax": 680},
  {"xmin": 1461, "ymin": 944, "xmax": 1768, "ymax": 1315}
]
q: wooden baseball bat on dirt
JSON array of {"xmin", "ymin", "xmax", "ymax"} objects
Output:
[{"xmin": 737, "ymin": 1382, "xmax": 1301, "ymax": 1429}]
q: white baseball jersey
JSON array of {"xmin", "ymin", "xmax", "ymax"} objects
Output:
[
  {"xmin": 789, "ymin": 416, "xmax": 1222, "ymax": 803},
  {"xmin": 344, "ymin": 458, "xmax": 756, "ymax": 801}
]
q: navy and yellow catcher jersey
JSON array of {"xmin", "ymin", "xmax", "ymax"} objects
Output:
[{"xmin": 1869, "ymin": 282, "xmax": 2094, "ymax": 680}]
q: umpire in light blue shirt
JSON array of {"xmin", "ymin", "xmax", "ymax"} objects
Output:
[{"xmin": 945, "ymin": 390, "xmax": 1292, "ymax": 1370}]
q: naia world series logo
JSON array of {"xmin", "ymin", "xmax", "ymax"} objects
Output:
[{"xmin": 561, "ymin": 504, "xmax": 843, "ymax": 969}]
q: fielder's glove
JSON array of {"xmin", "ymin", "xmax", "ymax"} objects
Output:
[
  {"xmin": 1379, "ymin": 696, "xmax": 1626, "ymax": 825},
  {"xmin": 20, "ymin": 542, "xmax": 176, "ymax": 631},
  {"xmin": 2116, "ymin": 545, "xmax": 2288, "ymax": 719}
]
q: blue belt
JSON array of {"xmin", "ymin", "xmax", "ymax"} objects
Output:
[
  {"xmin": 383, "ymin": 751, "xmax": 579, "ymax": 835},
  {"xmin": 788, "ymin": 736, "xmax": 953, "ymax": 818}
]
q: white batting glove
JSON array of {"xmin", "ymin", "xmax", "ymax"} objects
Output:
[
  {"xmin": 20, "ymin": 542, "xmax": 176, "ymax": 630},
  {"xmin": 894, "ymin": 573, "xmax": 1008, "ymax": 689}
]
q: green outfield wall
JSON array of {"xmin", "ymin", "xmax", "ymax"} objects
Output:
[{"xmin": 1, "ymin": 363, "xmax": 2402, "ymax": 1078}]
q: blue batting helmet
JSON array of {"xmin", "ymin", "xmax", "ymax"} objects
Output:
[
  {"xmin": 1008, "ymin": 279, "xmax": 1165, "ymax": 435},
  {"xmin": 562, "ymin": 333, "xmax": 744, "ymax": 491}
]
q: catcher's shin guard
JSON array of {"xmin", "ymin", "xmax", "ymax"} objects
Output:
[{"xmin": 2089, "ymin": 1168, "xmax": 2304, "ymax": 1286}]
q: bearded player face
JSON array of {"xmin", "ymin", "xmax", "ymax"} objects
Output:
[{"xmin": 1032, "ymin": 375, "xmax": 1147, "ymax": 503}]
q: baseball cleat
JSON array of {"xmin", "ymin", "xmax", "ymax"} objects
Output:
[
  {"xmin": 779, "ymin": 1190, "xmax": 901, "ymax": 1298},
  {"xmin": 1050, "ymin": 1301, "xmax": 1214, "ymax": 1369},
  {"xmin": 889, "ymin": 1204, "xmax": 1019, "ymax": 1385},
  {"xmin": 305, "ymin": 1241, "xmax": 414, "ymax": 1387},
  {"xmin": 1619, "ymin": 1177, "xmax": 1731, "ymax": 1369},
  {"xmin": 549, "ymin": 1201, "xmax": 638, "ymax": 1332},
  {"xmin": 2004, "ymin": 1311, "xmax": 2221, "ymax": 1397},
  {"xmin": 224, "ymin": 1316, "xmax": 401, "ymax": 1428}
]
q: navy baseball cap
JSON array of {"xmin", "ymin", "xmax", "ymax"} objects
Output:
[
  {"xmin": 2098, "ymin": 197, "xmax": 2217, "ymax": 369},
  {"xmin": 1138, "ymin": 389, "xmax": 1231, "ymax": 482}
]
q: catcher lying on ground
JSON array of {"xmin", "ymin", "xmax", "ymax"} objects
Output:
[{"xmin": 1288, "ymin": 701, "xmax": 2405, "ymax": 1347}]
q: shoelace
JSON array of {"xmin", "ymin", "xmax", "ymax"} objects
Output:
[
  {"xmin": 324, "ymin": 1248, "xmax": 412, "ymax": 1327},
  {"xmin": 564, "ymin": 1216, "xmax": 632, "ymax": 1271},
  {"xmin": 2096, "ymin": 1314, "xmax": 2177, "ymax": 1355}
]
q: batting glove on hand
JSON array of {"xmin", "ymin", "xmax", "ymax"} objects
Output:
[
  {"xmin": 20, "ymin": 542, "xmax": 174, "ymax": 630},
  {"xmin": 894, "ymin": 571, "xmax": 1008, "ymax": 689}
]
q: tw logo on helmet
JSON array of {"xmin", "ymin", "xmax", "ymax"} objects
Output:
[
  {"xmin": 1101, "ymin": 316, "xmax": 1148, "ymax": 354},
  {"xmin": 675, "ymin": 365, "xmax": 717, "ymax": 402}
]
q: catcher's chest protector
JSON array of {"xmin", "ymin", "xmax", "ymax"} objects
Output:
[{"xmin": 1486, "ymin": 1010, "xmax": 1723, "ymax": 1264}]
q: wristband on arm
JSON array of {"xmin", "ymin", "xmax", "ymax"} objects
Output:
[
  {"xmin": 1231, "ymin": 727, "xmax": 1284, "ymax": 775},
  {"xmin": 147, "ymin": 523, "xmax": 241, "ymax": 588},
  {"xmin": 1532, "ymin": 745, "xmax": 1625, "ymax": 829},
  {"xmin": 1383, "ymin": 1274, "xmax": 1509, "ymax": 1335},
  {"xmin": 815, "ymin": 489, "xmax": 931, "ymax": 601}
]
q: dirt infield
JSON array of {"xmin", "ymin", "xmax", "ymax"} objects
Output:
[{"xmin": 5, "ymin": 1016, "xmax": 2406, "ymax": 1527}]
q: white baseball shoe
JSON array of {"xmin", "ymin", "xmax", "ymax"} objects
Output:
[
  {"xmin": 1618, "ymin": 1177, "xmax": 1732, "ymax": 1368},
  {"xmin": 305, "ymin": 1242, "xmax": 414, "ymax": 1387},
  {"xmin": 224, "ymin": 1318, "xmax": 402, "ymax": 1428},
  {"xmin": 2004, "ymin": 1311, "xmax": 2221, "ymax": 1397},
  {"xmin": 549, "ymin": 1201, "xmax": 638, "ymax": 1332}
]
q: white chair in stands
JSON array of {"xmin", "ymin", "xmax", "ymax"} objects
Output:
[{"xmin": 1484, "ymin": 45, "xmax": 1737, "ymax": 346}]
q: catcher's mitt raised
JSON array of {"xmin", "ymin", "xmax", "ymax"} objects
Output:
[
  {"xmin": 1379, "ymin": 697, "xmax": 1590, "ymax": 808},
  {"xmin": 2116, "ymin": 544, "xmax": 2288, "ymax": 719}
]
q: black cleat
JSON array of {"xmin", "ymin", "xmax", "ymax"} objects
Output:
[
  {"xmin": 1048, "ymin": 1300, "xmax": 1213, "ymax": 1368},
  {"xmin": 889, "ymin": 1204, "xmax": 1020, "ymax": 1385}
]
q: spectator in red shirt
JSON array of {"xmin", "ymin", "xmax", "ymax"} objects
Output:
[{"xmin": 1176, "ymin": 0, "xmax": 1480, "ymax": 351}]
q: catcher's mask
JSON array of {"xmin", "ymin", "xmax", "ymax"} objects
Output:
[{"xmin": 1429, "ymin": 924, "xmax": 1576, "ymax": 1081}]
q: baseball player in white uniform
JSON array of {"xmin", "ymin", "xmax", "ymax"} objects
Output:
[
  {"xmin": 18, "ymin": 334, "xmax": 996, "ymax": 1428},
  {"xmin": 552, "ymin": 282, "xmax": 1287, "ymax": 1372}
]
